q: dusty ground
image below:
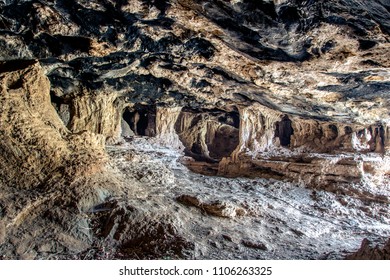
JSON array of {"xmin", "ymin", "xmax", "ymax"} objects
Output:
[
  {"xmin": 96, "ymin": 136, "xmax": 390, "ymax": 259},
  {"xmin": 1, "ymin": 134, "xmax": 389, "ymax": 260}
]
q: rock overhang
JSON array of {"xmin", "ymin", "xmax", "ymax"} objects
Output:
[{"xmin": 0, "ymin": 0, "xmax": 388, "ymax": 126}]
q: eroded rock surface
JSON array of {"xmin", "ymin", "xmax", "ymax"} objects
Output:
[
  {"xmin": 0, "ymin": 0, "xmax": 390, "ymax": 259},
  {"xmin": 347, "ymin": 238, "xmax": 390, "ymax": 260},
  {"xmin": 0, "ymin": 62, "xmax": 112, "ymax": 258}
]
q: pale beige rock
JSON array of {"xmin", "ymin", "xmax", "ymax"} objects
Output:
[
  {"xmin": 32, "ymin": 2, "xmax": 79, "ymax": 35},
  {"xmin": 175, "ymin": 110, "xmax": 239, "ymax": 161},
  {"xmin": 89, "ymin": 39, "xmax": 116, "ymax": 57},
  {"xmin": 232, "ymin": 104, "xmax": 282, "ymax": 157},
  {"xmin": 68, "ymin": 90, "xmax": 123, "ymax": 144},
  {"xmin": 177, "ymin": 195, "xmax": 246, "ymax": 218},
  {"xmin": 0, "ymin": 61, "xmax": 104, "ymax": 188},
  {"xmin": 0, "ymin": 61, "xmax": 123, "ymax": 259},
  {"xmin": 217, "ymin": 103, "xmax": 389, "ymax": 186},
  {"xmin": 153, "ymin": 107, "xmax": 184, "ymax": 150}
]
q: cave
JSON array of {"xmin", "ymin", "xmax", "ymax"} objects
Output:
[
  {"xmin": 121, "ymin": 107, "xmax": 135, "ymax": 137},
  {"xmin": 327, "ymin": 124, "xmax": 338, "ymax": 140},
  {"xmin": 275, "ymin": 115, "xmax": 294, "ymax": 147},
  {"xmin": 122, "ymin": 105, "xmax": 156, "ymax": 137},
  {"xmin": 175, "ymin": 108, "xmax": 240, "ymax": 162},
  {"xmin": 1, "ymin": 0, "xmax": 390, "ymax": 263}
]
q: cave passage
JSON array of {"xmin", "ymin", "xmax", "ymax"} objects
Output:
[
  {"xmin": 276, "ymin": 115, "xmax": 294, "ymax": 147},
  {"xmin": 175, "ymin": 108, "xmax": 240, "ymax": 162},
  {"xmin": 122, "ymin": 105, "xmax": 156, "ymax": 137},
  {"xmin": 50, "ymin": 91, "xmax": 71, "ymax": 127}
]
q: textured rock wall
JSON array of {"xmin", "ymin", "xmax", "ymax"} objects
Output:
[
  {"xmin": 0, "ymin": 0, "xmax": 389, "ymax": 260},
  {"xmin": 175, "ymin": 109, "xmax": 239, "ymax": 162},
  {"xmin": 232, "ymin": 104, "xmax": 282, "ymax": 158},
  {"xmin": 218, "ymin": 104, "xmax": 389, "ymax": 185},
  {"xmin": 1, "ymin": 0, "xmax": 388, "ymax": 126},
  {"xmin": 227, "ymin": 103, "xmax": 388, "ymax": 156},
  {"xmin": 0, "ymin": 60, "xmax": 143, "ymax": 261},
  {"xmin": 347, "ymin": 238, "xmax": 390, "ymax": 260},
  {"xmin": 153, "ymin": 106, "xmax": 184, "ymax": 150},
  {"xmin": 290, "ymin": 120, "xmax": 388, "ymax": 153},
  {"xmin": 0, "ymin": 61, "xmax": 106, "ymax": 189},
  {"xmin": 68, "ymin": 91, "xmax": 123, "ymax": 144},
  {"xmin": 384, "ymin": 126, "xmax": 390, "ymax": 152}
]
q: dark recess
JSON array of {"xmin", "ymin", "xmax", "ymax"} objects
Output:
[
  {"xmin": 0, "ymin": 59, "xmax": 36, "ymax": 73},
  {"xmin": 358, "ymin": 39, "xmax": 378, "ymax": 50},
  {"xmin": 276, "ymin": 115, "xmax": 294, "ymax": 147},
  {"xmin": 122, "ymin": 105, "xmax": 156, "ymax": 136}
]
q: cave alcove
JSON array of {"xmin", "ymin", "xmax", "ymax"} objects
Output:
[
  {"xmin": 175, "ymin": 108, "xmax": 240, "ymax": 162},
  {"xmin": 275, "ymin": 115, "xmax": 294, "ymax": 147},
  {"xmin": 122, "ymin": 105, "xmax": 156, "ymax": 137}
]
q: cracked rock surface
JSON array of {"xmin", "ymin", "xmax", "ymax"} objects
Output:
[{"xmin": 0, "ymin": 0, "xmax": 389, "ymax": 259}]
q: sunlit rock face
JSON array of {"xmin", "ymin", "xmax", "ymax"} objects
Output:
[{"xmin": 0, "ymin": 0, "xmax": 390, "ymax": 260}]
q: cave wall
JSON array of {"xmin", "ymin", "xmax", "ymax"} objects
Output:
[
  {"xmin": 121, "ymin": 105, "xmax": 157, "ymax": 138},
  {"xmin": 175, "ymin": 109, "xmax": 240, "ymax": 162},
  {"xmin": 0, "ymin": 0, "xmax": 387, "ymax": 188},
  {"xmin": 0, "ymin": 0, "xmax": 389, "ymax": 261},
  {"xmin": 0, "ymin": 61, "xmax": 106, "ymax": 188},
  {"xmin": 289, "ymin": 120, "xmax": 387, "ymax": 153},
  {"xmin": 68, "ymin": 91, "xmax": 123, "ymax": 144},
  {"xmin": 232, "ymin": 104, "xmax": 282, "ymax": 158},
  {"xmin": 219, "ymin": 104, "xmax": 389, "ymax": 185},
  {"xmin": 153, "ymin": 106, "xmax": 184, "ymax": 150},
  {"xmin": 225, "ymin": 103, "xmax": 388, "ymax": 156}
]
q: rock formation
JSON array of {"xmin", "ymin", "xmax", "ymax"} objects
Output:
[
  {"xmin": 347, "ymin": 238, "xmax": 390, "ymax": 260},
  {"xmin": 0, "ymin": 0, "xmax": 389, "ymax": 259},
  {"xmin": 0, "ymin": 60, "xmax": 113, "ymax": 259},
  {"xmin": 218, "ymin": 103, "xmax": 390, "ymax": 187},
  {"xmin": 0, "ymin": 60, "xmax": 106, "ymax": 188},
  {"xmin": 154, "ymin": 106, "xmax": 183, "ymax": 149},
  {"xmin": 175, "ymin": 108, "xmax": 239, "ymax": 161}
]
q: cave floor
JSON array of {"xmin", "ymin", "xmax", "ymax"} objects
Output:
[{"xmin": 105, "ymin": 137, "xmax": 390, "ymax": 259}]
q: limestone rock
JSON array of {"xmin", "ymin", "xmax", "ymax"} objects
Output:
[
  {"xmin": 242, "ymin": 240, "xmax": 268, "ymax": 251},
  {"xmin": 347, "ymin": 238, "xmax": 390, "ymax": 260},
  {"xmin": 0, "ymin": 0, "xmax": 389, "ymax": 260},
  {"xmin": 91, "ymin": 201, "xmax": 194, "ymax": 259},
  {"xmin": 0, "ymin": 60, "xmax": 113, "ymax": 258},
  {"xmin": 0, "ymin": 60, "xmax": 106, "ymax": 188},
  {"xmin": 177, "ymin": 195, "xmax": 246, "ymax": 218},
  {"xmin": 153, "ymin": 107, "xmax": 184, "ymax": 150}
]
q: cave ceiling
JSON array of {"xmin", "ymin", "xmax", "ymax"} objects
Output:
[{"xmin": 0, "ymin": 0, "xmax": 389, "ymax": 124}]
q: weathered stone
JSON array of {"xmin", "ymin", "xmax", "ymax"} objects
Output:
[
  {"xmin": 177, "ymin": 195, "xmax": 246, "ymax": 218},
  {"xmin": 242, "ymin": 240, "xmax": 268, "ymax": 251},
  {"xmin": 0, "ymin": 0, "xmax": 389, "ymax": 261},
  {"xmin": 347, "ymin": 238, "xmax": 390, "ymax": 260}
]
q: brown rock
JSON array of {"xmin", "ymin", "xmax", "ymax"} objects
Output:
[
  {"xmin": 346, "ymin": 238, "xmax": 390, "ymax": 260},
  {"xmin": 242, "ymin": 240, "xmax": 268, "ymax": 251},
  {"xmin": 177, "ymin": 195, "xmax": 246, "ymax": 218}
]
